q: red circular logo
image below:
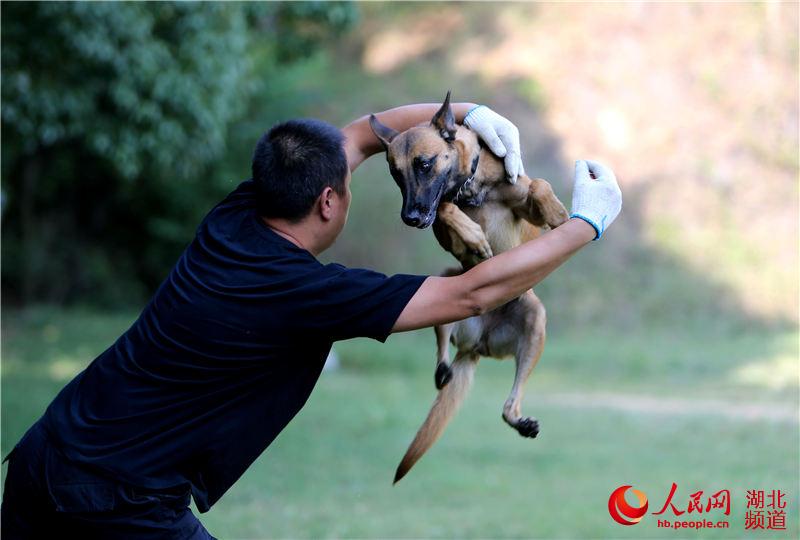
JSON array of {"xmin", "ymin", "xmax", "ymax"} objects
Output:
[{"xmin": 608, "ymin": 485, "xmax": 649, "ymax": 526}]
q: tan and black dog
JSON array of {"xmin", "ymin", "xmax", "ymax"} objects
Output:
[{"xmin": 370, "ymin": 92, "xmax": 569, "ymax": 483}]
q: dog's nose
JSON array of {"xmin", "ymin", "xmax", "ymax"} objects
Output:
[
  {"xmin": 402, "ymin": 207, "xmax": 425, "ymax": 227},
  {"xmin": 403, "ymin": 213, "xmax": 422, "ymax": 227}
]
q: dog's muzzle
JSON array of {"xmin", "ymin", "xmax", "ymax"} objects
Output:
[{"xmin": 402, "ymin": 208, "xmax": 435, "ymax": 229}]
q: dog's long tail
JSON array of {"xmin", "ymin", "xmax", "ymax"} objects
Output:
[{"xmin": 394, "ymin": 355, "xmax": 478, "ymax": 484}]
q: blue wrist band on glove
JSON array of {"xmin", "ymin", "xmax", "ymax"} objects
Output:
[
  {"xmin": 570, "ymin": 213, "xmax": 604, "ymax": 241},
  {"xmin": 464, "ymin": 104, "xmax": 484, "ymax": 123}
]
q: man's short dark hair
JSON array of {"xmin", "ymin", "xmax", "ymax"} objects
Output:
[{"xmin": 252, "ymin": 118, "xmax": 348, "ymax": 222}]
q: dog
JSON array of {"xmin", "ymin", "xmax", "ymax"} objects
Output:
[{"xmin": 370, "ymin": 92, "xmax": 569, "ymax": 483}]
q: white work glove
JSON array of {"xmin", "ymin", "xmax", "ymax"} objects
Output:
[
  {"xmin": 570, "ymin": 159, "xmax": 622, "ymax": 240},
  {"xmin": 463, "ymin": 105, "xmax": 524, "ymax": 184}
]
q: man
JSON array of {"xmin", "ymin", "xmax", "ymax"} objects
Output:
[{"xmin": 1, "ymin": 101, "xmax": 621, "ymax": 539}]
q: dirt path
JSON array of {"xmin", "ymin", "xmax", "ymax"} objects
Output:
[{"xmin": 538, "ymin": 391, "xmax": 799, "ymax": 423}]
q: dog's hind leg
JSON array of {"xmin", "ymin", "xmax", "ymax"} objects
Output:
[
  {"xmin": 434, "ymin": 322, "xmax": 456, "ymax": 389},
  {"xmin": 502, "ymin": 291, "xmax": 547, "ymax": 438},
  {"xmin": 433, "ymin": 266, "xmax": 463, "ymax": 390}
]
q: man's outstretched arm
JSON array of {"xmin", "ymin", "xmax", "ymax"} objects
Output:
[
  {"xmin": 392, "ymin": 160, "xmax": 623, "ymax": 332},
  {"xmin": 342, "ymin": 101, "xmax": 524, "ymax": 182},
  {"xmin": 342, "ymin": 102, "xmax": 476, "ymax": 172}
]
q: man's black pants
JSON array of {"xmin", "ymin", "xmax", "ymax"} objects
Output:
[{"xmin": 1, "ymin": 422, "xmax": 215, "ymax": 539}]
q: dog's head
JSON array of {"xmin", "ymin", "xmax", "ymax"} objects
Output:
[{"xmin": 369, "ymin": 91, "xmax": 480, "ymax": 228}]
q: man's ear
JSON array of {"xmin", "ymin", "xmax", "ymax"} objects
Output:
[
  {"xmin": 318, "ymin": 186, "xmax": 335, "ymax": 221},
  {"xmin": 431, "ymin": 90, "xmax": 456, "ymax": 143},
  {"xmin": 369, "ymin": 114, "xmax": 399, "ymax": 150}
]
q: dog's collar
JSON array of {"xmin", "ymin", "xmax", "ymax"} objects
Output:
[
  {"xmin": 454, "ymin": 152, "xmax": 480, "ymax": 203},
  {"xmin": 455, "ymin": 175, "xmax": 475, "ymax": 202}
]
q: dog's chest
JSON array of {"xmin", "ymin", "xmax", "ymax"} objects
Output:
[{"xmin": 461, "ymin": 203, "xmax": 526, "ymax": 256}]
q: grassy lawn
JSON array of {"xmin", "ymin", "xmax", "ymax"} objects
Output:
[{"xmin": 2, "ymin": 307, "xmax": 797, "ymax": 538}]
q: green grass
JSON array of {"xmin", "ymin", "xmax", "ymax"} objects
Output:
[{"xmin": 2, "ymin": 307, "xmax": 798, "ymax": 538}]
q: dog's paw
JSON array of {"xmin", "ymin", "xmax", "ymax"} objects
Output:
[
  {"xmin": 435, "ymin": 363, "xmax": 453, "ymax": 390},
  {"xmin": 470, "ymin": 241, "xmax": 493, "ymax": 260},
  {"xmin": 544, "ymin": 203, "xmax": 569, "ymax": 229},
  {"xmin": 515, "ymin": 417, "xmax": 540, "ymax": 438},
  {"xmin": 457, "ymin": 221, "xmax": 493, "ymax": 259},
  {"xmin": 463, "ymin": 232, "xmax": 492, "ymax": 260},
  {"xmin": 529, "ymin": 179, "xmax": 569, "ymax": 230}
]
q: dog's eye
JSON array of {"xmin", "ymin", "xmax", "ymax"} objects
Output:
[
  {"xmin": 413, "ymin": 155, "xmax": 437, "ymax": 174},
  {"xmin": 415, "ymin": 159, "xmax": 432, "ymax": 173}
]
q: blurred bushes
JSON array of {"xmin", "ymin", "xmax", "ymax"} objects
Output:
[
  {"xmin": 3, "ymin": 1, "xmax": 794, "ymax": 336},
  {"xmin": 1, "ymin": 1, "xmax": 356, "ymax": 306}
]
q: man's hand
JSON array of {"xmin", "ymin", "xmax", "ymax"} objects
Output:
[
  {"xmin": 568, "ymin": 160, "xmax": 622, "ymax": 240},
  {"xmin": 463, "ymin": 105, "xmax": 524, "ymax": 184}
]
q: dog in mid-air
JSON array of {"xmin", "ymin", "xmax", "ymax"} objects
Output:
[{"xmin": 370, "ymin": 92, "xmax": 569, "ymax": 483}]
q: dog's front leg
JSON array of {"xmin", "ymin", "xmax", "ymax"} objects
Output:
[
  {"xmin": 436, "ymin": 202, "xmax": 493, "ymax": 260},
  {"xmin": 506, "ymin": 176, "xmax": 569, "ymax": 230},
  {"xmin": 528, "ymin": 177, "xmax": 569, "ymax": 229}
]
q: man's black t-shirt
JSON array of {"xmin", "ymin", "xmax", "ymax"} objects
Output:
[{"xmin": 38, "ymin": 180, "xmax": 426, "ymax": 512}]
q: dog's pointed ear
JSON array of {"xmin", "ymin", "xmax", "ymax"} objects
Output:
[
  {"xmin": 369, "ymin": 114, "xmax": 399, "ymax": 150},
  {"xmin": 431, "ymin": 90, "xmax": 456, "ymax": 143}
]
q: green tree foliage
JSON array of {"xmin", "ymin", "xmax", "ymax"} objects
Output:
[{"xmin": 1, "ymin": 1, "xmax": 355, "ymax": 306}]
